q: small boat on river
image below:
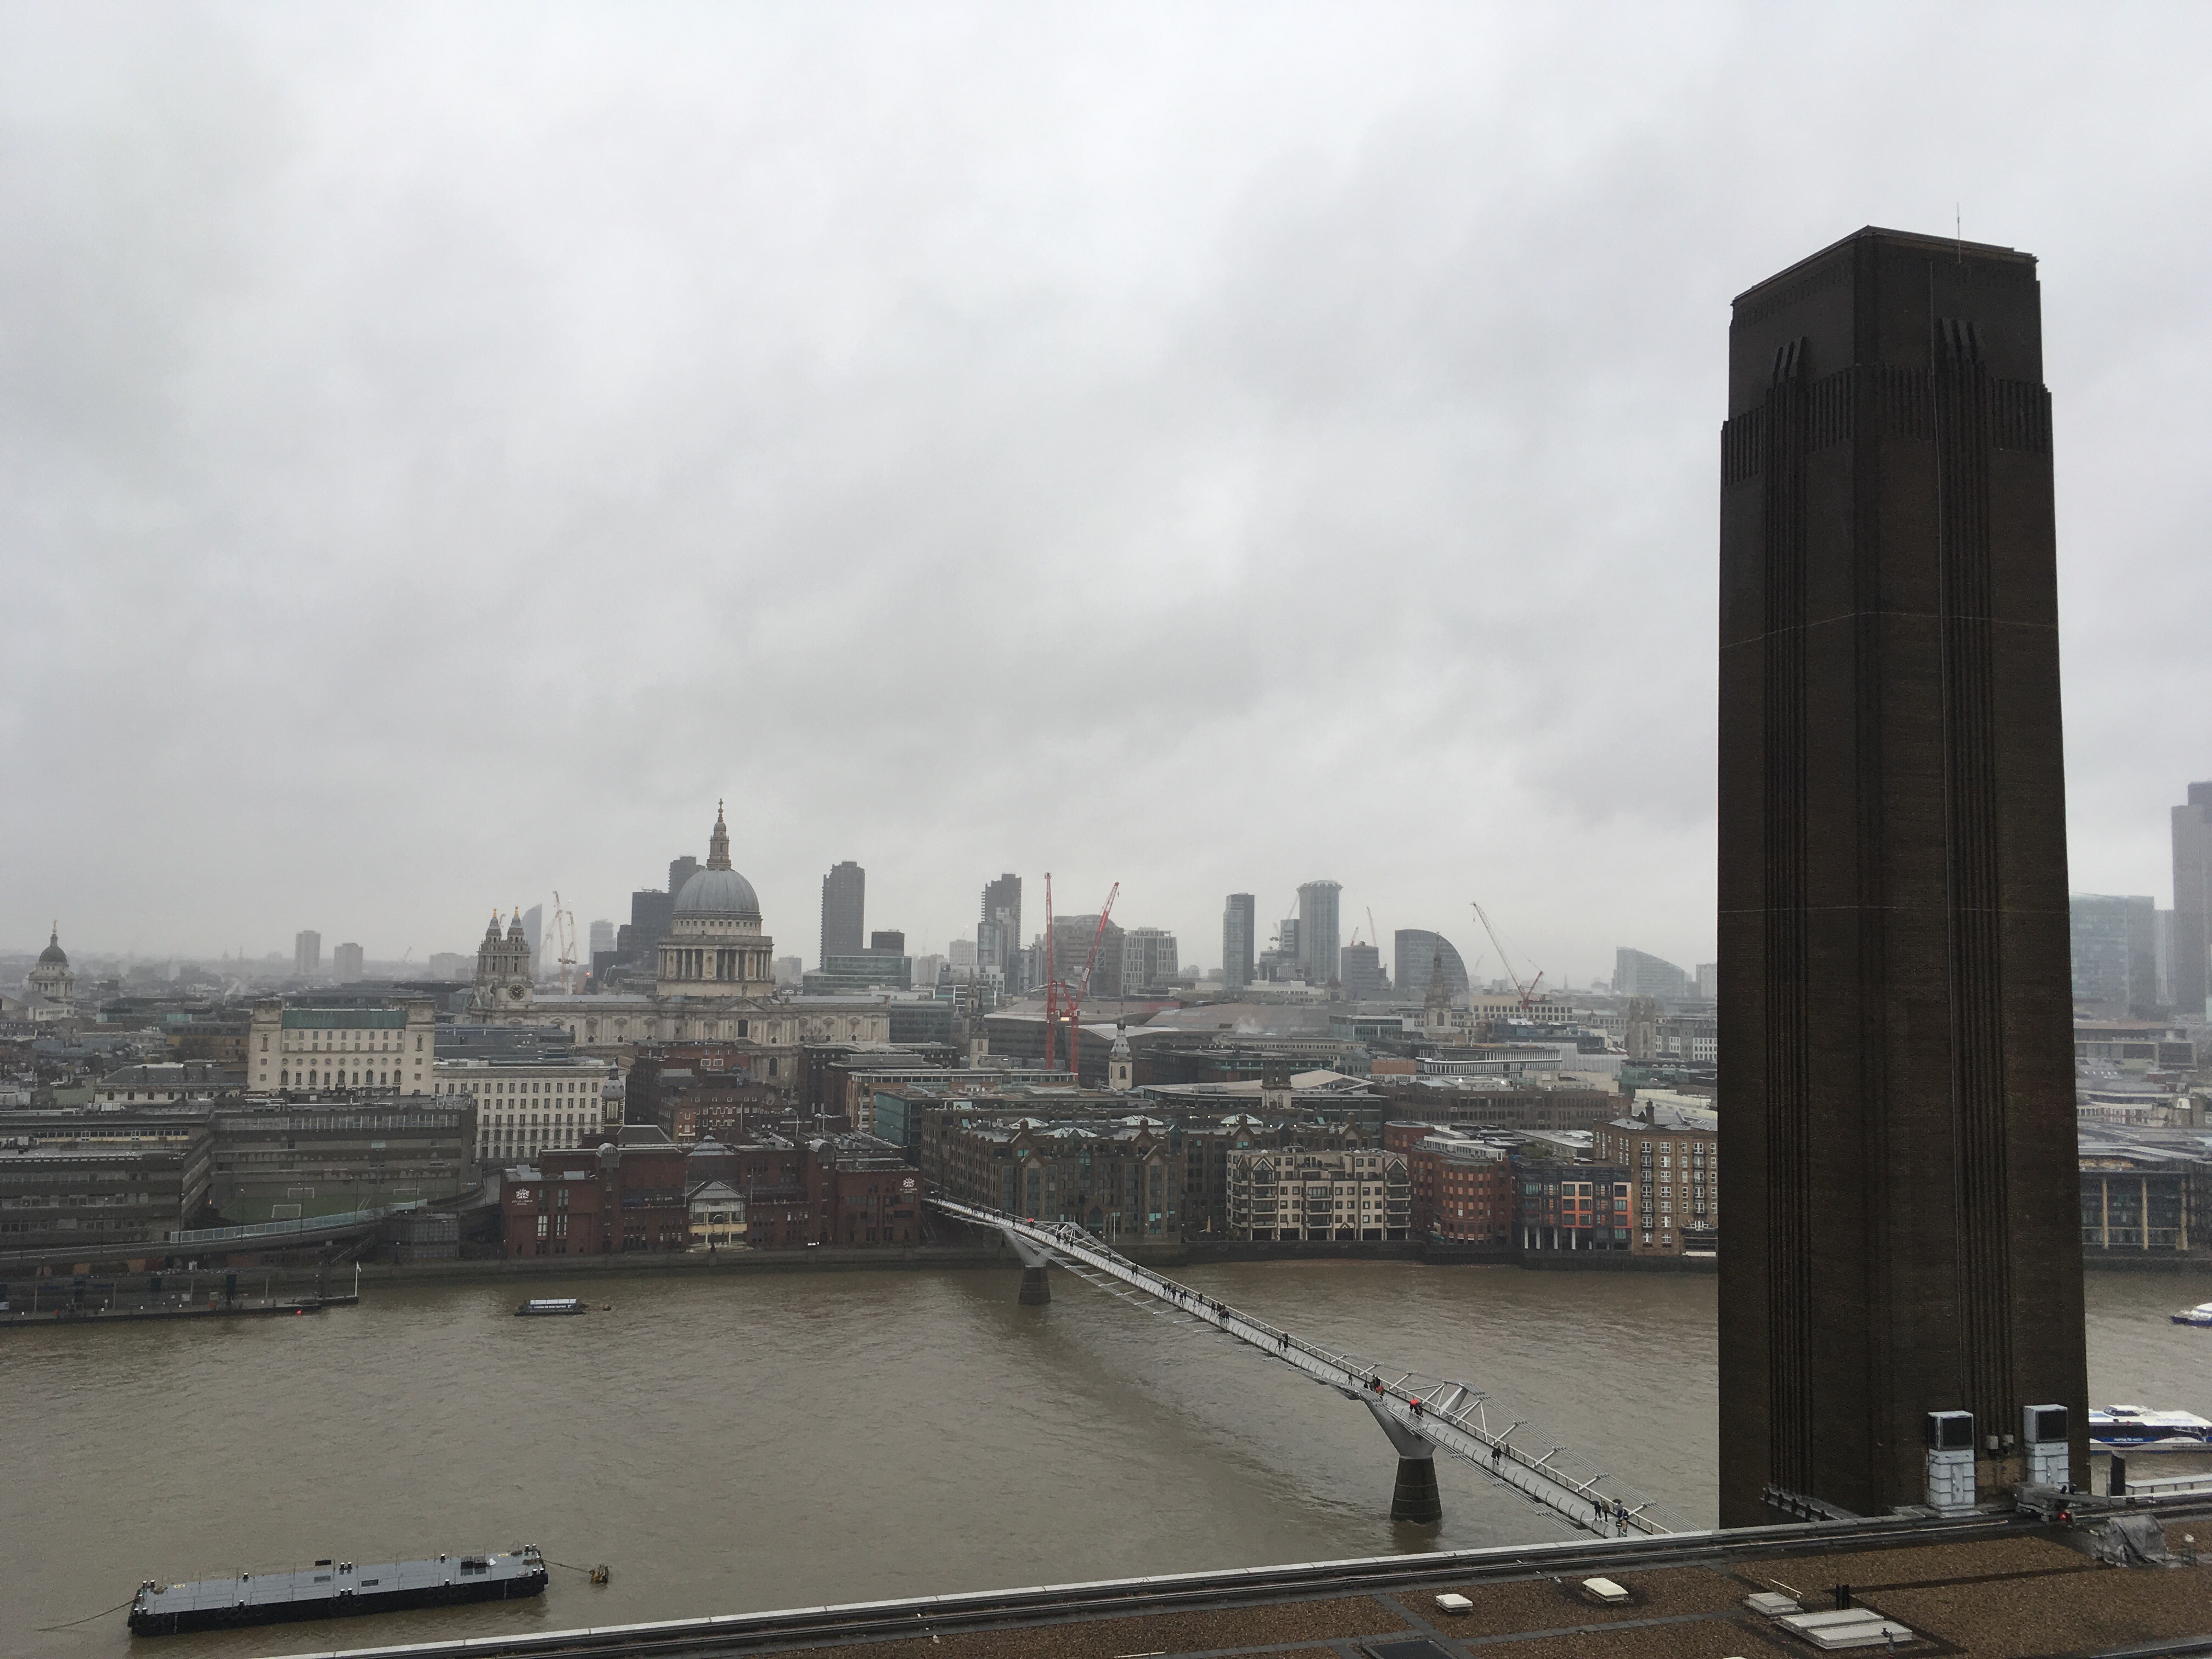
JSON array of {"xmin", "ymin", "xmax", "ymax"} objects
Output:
[
  {"xmin": 515, "ymin": 1297, "xmax": 588, "ymax": 1316},
  {"xmin": 128, "ymin": 1546, "xmax": 546, "ymax": 1635},
  {"xmin": 2089, "ymin": 1404, "xmax": 2212, "ymax": 1449},
  {"xmin": 2170, "ymin": 1301, "xmax": 2212, "ymax": 1328}
]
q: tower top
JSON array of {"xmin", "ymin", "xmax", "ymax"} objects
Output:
[{"xmin": 707, "ymin": 802, "xmax": 732, "ymax": 871}]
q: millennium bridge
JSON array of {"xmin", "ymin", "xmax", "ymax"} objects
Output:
[{"xmin": 926, "ymin": 1195, "xmax": 1691, "ymax": 1539}]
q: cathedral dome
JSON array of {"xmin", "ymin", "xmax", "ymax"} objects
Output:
[
  {"xmin": 38, "ymin": 927, "xmax": 66, "ymax": 968},
  {"xmin": 674, "ymin": 802, "xmax": 760, "ymax": 917},
  {"xmin": 675, "ymin": 867, "xmax": 759, "ymax": 917}
]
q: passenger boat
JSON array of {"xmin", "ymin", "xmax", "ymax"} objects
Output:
[
  {"xmin": 515, "ymin": 1297, "xmax": 588, "ymax": 1316},
  {"xmin": 2089, "ymin": 1404, "xmax": 2212, "ymax": 1449},
  {"xmin": 128, "ymin": 1546, "xmax": 546, "ymax": 1635},
  {"xmin": 2171, "ymin": 1301, "xmax": 2212, "ymax": 1328}
]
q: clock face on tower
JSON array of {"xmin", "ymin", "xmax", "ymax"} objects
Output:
[{"xmin": 510, "ymin": 986, "xmax": 526, "ymax": 1000}]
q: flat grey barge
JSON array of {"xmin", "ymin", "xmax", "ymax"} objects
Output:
[{"xmin": 127, "ymin": 1545, "xmax": 546, "ymax": 1635}]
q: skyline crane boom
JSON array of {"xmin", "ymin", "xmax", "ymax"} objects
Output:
[
  {"xmin": 550, "ymin": 891, "xmax": 578, "ymax": 993},
  {"xmin": 1064, "ymin": 881, "xmax": 1120, "ymax": 1076},
  {"xmin": 1471, "ymin": 899, "xmax": 1544, "ymax": 1012}
]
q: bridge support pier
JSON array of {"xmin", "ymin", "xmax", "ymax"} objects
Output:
[
  {"xmin": 1006, "ymin": 1231, "xmax": 1053, "ymax": 1305},
  {"xmin": 1363, "ymin": 1395, "xmax": 1442, "ymax": 1526},
  {"xmin": 1390, "ymin": 1455, "xmax": 1442, "ymax": 1525}
]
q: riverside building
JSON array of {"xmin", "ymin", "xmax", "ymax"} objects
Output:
[
  {"xmin": 247, "ymin": 1001, "xmax": 437, "ymax": 1096},
  {"xmin": 1224, "ymin": 1146, "xmax": 1409, "ymax": 1242},
  {"xmin": 1594, "ymin": 1104, "xmax": 1718, "ymax": 1256},
  {"xmin": 434, "ymin": 1056, "xmax": 616, "ymax": 1166}
]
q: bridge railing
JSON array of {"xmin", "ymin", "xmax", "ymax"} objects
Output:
[{"xmin": 167, "ymin": 1200, "xmax": 426, "ymax": 1246}]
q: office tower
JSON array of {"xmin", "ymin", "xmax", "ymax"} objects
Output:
[
  {"xmin": 1222, "ymin": 893, "xmax": 1256, "ymax": 991},
  {"xmin": 870, "ymin": 931, "xmax": 906, "ymax": 955},
  {"xmin": 1050, "ymin": 912, "xmax": 1125, "ymax": 998},
  {"xmin": 294, "ymin": 930, "xmax": 321, "ymax": 977},
  {"xmin": 332, "ymin": 942, "xmax": 364, "ymax": 983},
  {"xmin": 2068, "ymin": 895, "xmax": 2158, "ymax": 1012},
  {"xmin": 1696, "ymin": 962, "xmax": 1719, "ymax": 1000},
  {"xmin": 626, "ymin": 888, "xmax": 674, "ymax": 963},
  {"xmin": 1122, "ymin": 927, "xmax": 1179, "ymax": 992},
  {"xmin": 1395, "ymin": 930, "xmax": 1468, "ymax": 1003},
  {"xmin": 820, "ymin": 861, "xmax": 865, "ymax": 967},
  {"xmin": 669, "ymin": 855, "xmax": 701, "ymax": 904},
  {"xmin": 1340, "ymin": 942, "xmax": 1385, "ymax": 1000},
  {"xmin": 1613, "ymin": 947, "xmax": 1691, "ymax": 1000},
  {"xmin": 979, "ymin": 873, "xmax": 1022, "ymax": 989},
  {"xmin": 1718, "ymin": 228, "xmax": 2085, "ymax": 1523},
  {"xmin": 589, "ymin": 919, "xmax": 614, "ymax": 957},
  {"xmin": 1297, "ymin": 881, "xmax": 1342, "ymax": 984},
  {"xmin": 2173, "ymin": 784, "xmax": 2212, "ymax": 1018}
]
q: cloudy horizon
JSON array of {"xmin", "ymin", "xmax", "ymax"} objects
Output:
[{"xmin": 6, "ymin": 3, "xmax": 2210, "ymax": 984}]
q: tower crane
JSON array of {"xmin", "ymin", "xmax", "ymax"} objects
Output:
[
  {"xmin": 1471, "ymin": 899, "xmax": 1545, "ymax": 1012},
  {"xmin": 550, "ymin": 891, "xmax": 578, "ymax": 992},
  {"xmin": 1062, "ymin": 881, "xmax": 1119, "ymax": 1076}
]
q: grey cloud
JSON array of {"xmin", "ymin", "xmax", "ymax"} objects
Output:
[{"xmin": 5, "ymin": 2, "xmax": 2210, "ymax": 984}]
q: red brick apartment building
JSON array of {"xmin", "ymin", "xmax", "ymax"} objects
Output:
[
  {"xmin": 502, "ymin": 1126, "xmax": 687, "ymax": 1258},
  {"xmin": 1591, "ymin": 1102, "xmax": 1717, "ymax": 1256},
  {"xmin": 1385, "ymin": 1121, "xmax": 1514, "ymax": 1244}
]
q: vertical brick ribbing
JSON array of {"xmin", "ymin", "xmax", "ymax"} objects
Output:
[
  {"xmin": 1760, "ymin": 347, "xmax": 1813, "ymax": 1497},
  {"xmin": 1933, "ymin": 324, "xmax": 2016, "ymax": 1440}
]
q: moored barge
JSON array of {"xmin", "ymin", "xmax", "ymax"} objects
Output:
[
  {"xmin": 516, "ymin": 1297, "xmax": 588, "ymax": 1316},
  {"xmin": 127, "ymin": 1545, "xmax": 546, "ymax": 1635}
]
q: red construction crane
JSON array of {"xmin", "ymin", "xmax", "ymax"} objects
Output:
[
  {"xmin": 1471, "ymin": 899, "xmax": 1546, "ymax": 1012},
  {"xmin": 1062, "ymin": 881, "xmax": 1119, "ymax": 1076}
]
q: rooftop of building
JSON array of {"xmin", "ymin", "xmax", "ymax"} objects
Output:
[
  {"xmin": 272, "ymin": 1007, "xmax": 417, "ymax": 1029},
  {"xmin": 1142, "ymin": 1070, "xmax": 1374, "ymax": 1097},
  {"xmin": 94, "ymin": 1061, "xmax": 242, "ymax": 1087},
  {"xmin": 1607, "ymin": 1103, "xmax": 1720, "ymax": 1134},
  {"xmin": 292, "ymin": 1510, "xmax": 2212, "ymax": 1659}
]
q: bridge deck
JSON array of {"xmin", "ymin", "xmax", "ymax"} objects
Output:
[{"xmin": 928, "ymin": 1197, "xmax": 1689, "ymax": 1538}]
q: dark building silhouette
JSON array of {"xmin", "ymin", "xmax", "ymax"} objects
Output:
[
  {"xmin": 2172, "ymin": 783, "xmax": 2212, "ymax": 1018},
  {"xmin": 820, "ymin": 860, "xmax": 864, "ymax": 968},
  {"xmin": 979, "ymin": 872, "xmax": 1022, "ymax": 990},
  {"xmin": 1393, "ymin": 930, "xmax": 1467, "ymax": 1003},
  {"xmin": 1222, "ymin": 893, "xmax": 1256, "ymax": 991},
  {"xmin": 1717, "ymin": 228, "xmax": 2086, "ymax": 1524}
]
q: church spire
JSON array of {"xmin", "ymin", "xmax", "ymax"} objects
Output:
[{"xmin": 707, "ymin": 800, "xmax": 732, "ymax": 871}]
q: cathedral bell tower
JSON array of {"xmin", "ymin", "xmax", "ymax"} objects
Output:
[{"xmin": 469, "ymin": 908, "xmax": 535, "ymax": 1022}]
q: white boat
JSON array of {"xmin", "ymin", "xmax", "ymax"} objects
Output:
[
  {"xmin": 514, "ymin": 1297, "xmax": 588, "ymax": 1317},
  {"xmin": 2089, "ymin": 1403, "xmax": 2212, "ymax": 1449},
  {"xmin": 2171, "ymin": 1302, "xmax": 2212, "ymax": 1328}
]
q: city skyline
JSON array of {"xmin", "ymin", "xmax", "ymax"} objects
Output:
[{"xmin": 7, "ymin": 8, "xmax": 2210, "ymax": 984}]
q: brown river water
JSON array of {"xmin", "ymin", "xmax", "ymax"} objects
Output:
[{"xmin": 9, "ymin": 1262, "xmax": 2209, "ymax": 1657}]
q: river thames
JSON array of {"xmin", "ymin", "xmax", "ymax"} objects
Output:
[{"xmin": 12, "ymin": 1261, "xmax": 2210, "ymax": 1656}]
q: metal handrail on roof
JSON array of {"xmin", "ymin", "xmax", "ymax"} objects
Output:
[{"xmin": 167, "ymin": 1200, "xmax": 426, "ymax": 1245}]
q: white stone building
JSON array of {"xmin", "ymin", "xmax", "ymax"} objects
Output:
[
  {"xmin": 1225, "ymin": 1146, "xmax": 1411, "ymax": 1241},
  {"xmin": 437, "ymin": 1055, "xmax": 618, "ymax": 1166},
  {"xmin": 26, "ymin": 924, "xmax": 76, "ymax": 1011},
  {"xmin": 248, "ymin": 1001, "xmax": 438, "ymax": 1094}
]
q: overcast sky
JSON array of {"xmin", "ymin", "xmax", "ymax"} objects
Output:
[{"xmin": 5, "ymin": 3, "xmax": 2210, "ymax": 983}]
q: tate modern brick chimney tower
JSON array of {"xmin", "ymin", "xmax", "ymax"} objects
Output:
[{"xmin": 1717, "ymin": 228, "xmax": 2087, "ymax": 1524}]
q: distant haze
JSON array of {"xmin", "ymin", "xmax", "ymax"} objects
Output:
[{"xmin": 6, "ymin": 4, "xmax": 2209, "ymax": 981}]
